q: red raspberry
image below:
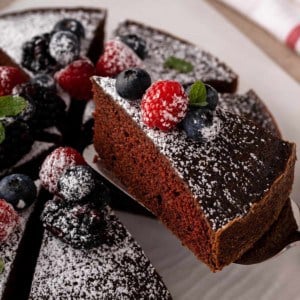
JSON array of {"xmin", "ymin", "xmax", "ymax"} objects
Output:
[
  {"xmin": 141, "ymin": 80, "xmax": 188, "ymax": 131},
  {"xmin": 39, "ymin": 147, "xmax": 86, "ymax": 194},
  {"xmin": 55, "ymin": 59, "xmax": 95, "ymax": 100},
  {"xmin": 96, "ymin": 40, "xmax": 143, "ymax": 77},
  {"xmin": 0, "ymin": 66, "xmax": 28, "ymax": 96},
  {"xmin": 0, "ymin": 199, "xmax": 19, "ymax": 242}
]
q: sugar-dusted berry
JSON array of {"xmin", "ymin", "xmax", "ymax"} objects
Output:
[
  {"xmin": 0, "ymin": 199, "xmax": 19, "ymax": 242},
  {"xmin": 141, "ymin": 80, "xmax": 188, "ymax": 131}
]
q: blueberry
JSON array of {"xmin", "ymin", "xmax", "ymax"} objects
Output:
[
  {"xmin": 57, "ymin": 165, "xmax": 109, "ymax": 205},
  {"xmin": 49, "ymin": 31, "xmax": 80, "ymax": 66},
  {"xmin": 205, "ymin": 84, "xmax": 219, "ymax": 110},
  {"xmin": 31, "ymin": 74, "xmax": 56, "ymax": 90},
  {"xmin": 53, "ymin": 18, "xmax": 85, "ymax": 39},
  {"xmin": 182, "ymin": 109, "xmax": 213, "ymax": 141},
  {"xmin": 0, "ymin": 174, "xmax": 37, "ymax": 210},
  {"xmin": 120, "ymin": 34, "xmax": 147, "ymax": 59},
  {"xmin": 116, "ymin": 68, "xmax": 151, "ymax": 100}
]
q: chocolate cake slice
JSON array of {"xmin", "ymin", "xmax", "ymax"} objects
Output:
[
  {"xmin": 29, "ymin": 207, "xmax": 171, "ymax": 299},
  {"xmin": 92, "ymin": 77, "xmax": 296, "ymax": 271},
  {"xmin": 114, "ymin": 20, "xmax": 238, "ymax": 93},
  {"xmin": 0, "ymin": 7, "xmax": 106, "ymax": 71}
]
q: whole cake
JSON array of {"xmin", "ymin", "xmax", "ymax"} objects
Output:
[
  {"xmin": 92, "ymin": 76, "xmax": 296, "ymax": 271},
  {"xmin": 29, "ymin": 147, "xmax": 172, "ymax": 299}
]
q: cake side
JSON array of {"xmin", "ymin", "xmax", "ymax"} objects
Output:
[
  {"xmin": 92, "ymin": 77, "xmax": 296, "ymax": 270},
  {"xmin": 114, "ymin": 20, "xmax": 238, "ymax": 93},
  {"xmin": 29, "ymin": 208, "xmax": 172, "ymax": 299}
]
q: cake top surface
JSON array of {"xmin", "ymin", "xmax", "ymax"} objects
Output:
[
  {"xmin": 30, "ymin": 208, "xmax": 171, "ymax": 299},
  {"xmin": 219, "ymin": 90, "xmax": 280, "ymax": 137},
  {"xmin": 114, "ymin": 20, "xmax": 237, "ymax": 87},
  {"xmin": 0, "ymin": 8, "xmax": 106, "ymax": 71},
  {"xmin": 94, "ymin": 77, "xmax": 292, "ymax": 230},
  {"xmin": 0, "ymin": 205, "xmax": 34, "ymax": 297}
]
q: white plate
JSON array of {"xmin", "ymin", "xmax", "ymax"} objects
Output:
[{"xmin": 2, "ymin": 1, "xmax": 300, "ymax": 299}]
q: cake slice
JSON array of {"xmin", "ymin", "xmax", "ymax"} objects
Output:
[
  {"xmin": 29, "ymin": 208, "xmax": 171, "ymax": 299},
  {"xmin": 113, "ymin": 20, "xmax": 238, "ymax": 93},
  {"xmin": 0, "ymin": 7, "xmax": 106, "ymax": 71},
  {"xmin": 92, "ymin": 76, "xmax": 296, "ymax": 271}
]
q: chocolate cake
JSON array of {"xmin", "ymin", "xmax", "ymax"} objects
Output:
[
  {"xmin": 0, "ymin": 7, "xmax": 106, "ymax": 70},
  {"xmin": 29, "ymin": 207, "xmax": 171, "ymax": 299},
  {"xmin": 92, "ymin": 77, "xmax": 296, "ymax": 271},
  {"xmin": 114, "ymin": 20, "xmax": 238, "ymax": 93}
]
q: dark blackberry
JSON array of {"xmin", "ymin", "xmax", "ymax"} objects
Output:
[
  {"xmin": 120, "ymin": 34, "xmax": 147, "ymax": 59},
  {"xmin": 31, "ymin": 74, "xmax": 56, "ymax": 91},
  {"xmin": 0, "ymin": 120, "xmax": 34, "ymax": 169},
  {"xmin": 42, "ymin": 198, "xmax": 107, "ymax": 249},
  {"xmin": 53, "ymin": 19, "xmax": 85, "ymax": 39},
  {"xmin": 13, "ymin": 83, "xmax": 66, "ymax": 132},
  {"xmin": 21, "ymin": 33, "xmax": 58, "ymax": 74}
]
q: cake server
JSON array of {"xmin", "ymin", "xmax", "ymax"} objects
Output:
[{"xmin": 83, "ymin": 144, "xmax": 300, "ymax": 265}]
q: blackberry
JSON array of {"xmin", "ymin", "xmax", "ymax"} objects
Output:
[
  {"xmin": 21, "ymin": 33, "xmax": 58, "ymax": 74},
  {"xmin": 120, "ymin": 34, "xmax": 147, "ymax": 59},
  {"xmin": 31, "ymin": 74, "xmax": 56, "ymax": 91},
  {"xmin": 13, "ymin": 83, "xmax": 66, "ymax": 132},
  {"xmin": 116, "ymin": 68, "xmax": 151, "ymax": 100},
  {"xmin": 0, "ymin": 120, "xmax": 34, "ymax": 169},
  {"xmin": 49, "ymin": 31, "xmax": 80, "ymax": 66},
  {"xmin": 42, "ymin": 198, "xmax": 107, "ymax": 249},
  {"xmin": 53, "ymin": 19, "xmax": 85, "ymax": 39}
]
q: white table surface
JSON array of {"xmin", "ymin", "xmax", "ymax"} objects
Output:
[{"xmin": 1, "ymin": 1, "xmax": 300, "ymax": 299}]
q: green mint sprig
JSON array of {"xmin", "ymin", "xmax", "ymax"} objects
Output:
[
  {"xmin": 188, "ymin": 80, "xmax": 208, "ymax": 107},
  {"xmin": 0, "ymin": 257, "xmax": 5, "ymax": 274},
  {"xmin": 164, "ymin": 56, "xmax": 193, "ymax": 73}
]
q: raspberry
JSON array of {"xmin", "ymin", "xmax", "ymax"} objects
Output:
[
  {"xmin": 141, "ymin": 80, "xmax": 188, "ymax": 131},
  {"xmin": 95, "ymin": 40, "xmax": 143, "ymax": 77},
  {"xmin": 55, "ymin": 59, "xmax": 95, "ymax": 100},
  {"xmin": 0, "ymin": 66, "xmax": 28, "ymax": 96},
  {"xmin": 39, "ymin": 147, "xmax": 86, "ymax": 194},
  {"xmin": 0, "ymin": 199, "xmax": 19, "ymax": 242}
]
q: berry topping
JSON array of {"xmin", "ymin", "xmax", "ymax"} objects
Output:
[
  {"xmin": 116, "ymin": 68, "xmax": 151, "ymax": 100},
  {"xmin": 13, "ymin": 83, "xmax": 66, "ymax": 131},
  {"xmin": 120, "ymin": 34, "xmax": 147, "ymax": 59},
  {"xmin": 182, "ymin": 109, "xmax": 214, "ymax": 141},
  {"xmin": 96, "ymin": 40, "xmax": 143, "ymax": 77},
  {"xmin": 205, "ymin": 84, "xmax": 219, "ymax": 111},
  {"xmin": 187, "ymin": 81, "xmax": 219, "ymax": 111},
  {"xmin": 0, "ymin": 121, "xmax": 33, "ymax": 169},
  {"xmin": 39, "ymin": 147, "xmax": 86, "ymax": 194},
  {"xmin": 0, "ymin": 66, "xmax": 28, "ymax": 96},
  {"xmin": 21, "ymin": 33, "xmax": 58, "ymax": 74},
  {"xmin": 55, "ymin": 59, "xmax": 95, "ymax": 100},
  {"xmin": 49, "ymin": 31, "xmax": 80, "ymax": 66},
  {"xmin": 31, "ymin": 74, "xmax": 56, "ymax": 91},
  {"xmin": 53, "ymin": 18, "xmax": 85, "ymax": 39},
  {"xmin": 57, "ymin": 165, "xmax": 107, "ymax": 205},
  {"xmin": 0, "ymin": 174, "xmax": 36, "ymax": 210},
  {"xmin": 0, "ymin": 199, "xmax": 19, "ymax": 242},
  {"xmin": 141, "ymin": 80, "xmax": 188, "ymax": 131},
  {"xmin": 42, "ymin": 198, "xmax": 106, "ymax": 249}
]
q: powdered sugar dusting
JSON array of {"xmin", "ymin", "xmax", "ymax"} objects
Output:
[
  {"xmin": 95, "ymin": 77, "xmax": 291, "ymax": 230},
  {"xmin": 30, "ymin": 209, "xmax": 171, "ymax": 299},
  {"xmin": 114, "ymin": 21, "xmax": 237, "ymax": 86}
]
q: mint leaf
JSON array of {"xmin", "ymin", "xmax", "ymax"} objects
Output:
[
  {"xmin": 0, "ymin": 96, "xmax": 28, "ymax": 118},
  {"xmin": 0, "ymin": 257, "xmax": 4, "ymax": 274},
  {"xmin": 164, "ymin": 56, "xmax": 193, "ymax": 73},
  {"xmin": 188, "ymin": 81, "xmax": 208, "ymax": 107},
  {"xmin": 0, "ymin": 123, "xmax": 5, "ymax": 144}
]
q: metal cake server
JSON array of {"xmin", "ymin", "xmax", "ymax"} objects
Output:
[{"xmin": 83, "ymin": 144, "xmax": 300, "ymax": 265}]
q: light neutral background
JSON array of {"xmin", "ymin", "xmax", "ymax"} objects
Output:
[{"xmin": 1, "ymin": 1, "xmax": 300, "ymax": 299}]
